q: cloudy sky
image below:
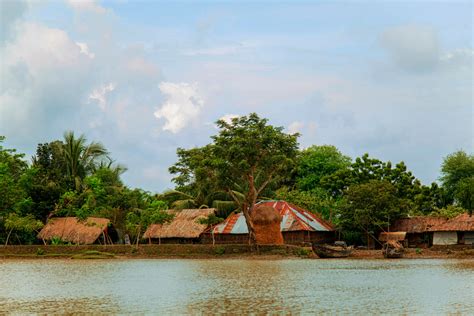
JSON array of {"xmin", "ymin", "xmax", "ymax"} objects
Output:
[{"xmin": 0, "ymin": 0, "xmax": 472, "ymax": 192}]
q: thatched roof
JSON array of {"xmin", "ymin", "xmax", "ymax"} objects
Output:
[
  {"xmin": 379, "ymin": 232, "xmax": 406, "ymax": 242},
  {"xmin": 37, "ymin": 217, "xmax": 110, "ymax": 244},
  {"xmin": 431, "ymin": 213, "xmax": 474, "ymax": 232},
  {"xmin": 143, "ymin": 208, "xmax": 216, "ymax": 239},
  {"xmin": 390, "ymin": 217, "xmax": 448, "ymax": 233}
]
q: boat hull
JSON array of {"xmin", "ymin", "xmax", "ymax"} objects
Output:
[{"xmin": 312, "ymin": 244, "xmax": 353, "ymax": 258}]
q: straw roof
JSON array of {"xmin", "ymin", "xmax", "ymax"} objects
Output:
[
  {"xmin": 379, "ymin": 232, "xmax": 406, "ymax": 242},
  {"xmin": 431, "ymin": 213, "xmax": 474, "ymax": 232},
  {"xmin": 390, "ymin": 216, "xmax": 448, "ymax": 233},
  {"xmin": 37, "ymin": 217, "xmax": 110, "ymax": 244},
  {"xmin": 143, "ymin": 208, "xmax": 216, "ymax": 239}
]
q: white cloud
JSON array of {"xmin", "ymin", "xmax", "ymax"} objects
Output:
[
  {"xmin": 88, "ymin": 83, "xmax": 115, "ymax": 110},
  {"xmin": 66, "ymin": 0, "xmax": 107, "ymax": 14},
  {"xmin": 154, "ymin": 82, "xmax": 204, "ymax": 133},
  {"xmin": 76, "ymin": 42, "xmax": 95, "ymax": 58},
  {"xmin": 287, "ymin": 121, "xmax": 304, "ymax": 134}
]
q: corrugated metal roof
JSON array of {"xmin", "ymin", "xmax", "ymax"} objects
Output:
[{"xmin": 212, "ymin": 200, "xmax": 334, "ymax": 234}]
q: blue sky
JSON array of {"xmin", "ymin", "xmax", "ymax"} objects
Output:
[{"xmin": 1, "ymin": 0, "xmax": 472, "ymax": 192}]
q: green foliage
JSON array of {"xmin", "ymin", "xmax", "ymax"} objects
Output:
[
  {"xmin": 197, "ymin": 214, "xmax": 224, "ymax": 226},
  {"xmin": 454, "ymin": 177, "xmax": 474, "ymax": 215},
  {"xmin": 441, "ymin": 150, "xmax": 474, "ymax": 202},
  {"xmin": 4, "ymin": 213, "xmax": 44, "ymax": 245},
  {"xmin": 36, "ymin": 248, "xmax": 45, "ymax": 256},
  {"xmin": 214, "ymin": 246, "xmax": 225, "ymax": 255},
  {"xmin": 296, "ymin": 145, "xmax": 351, "ymax": 191},
  {"xmin": 275, "ymin": 187, "xmax": 340, "ymax": 220},
  {"xmin": 430, "ymin": 205, "xmax": 466, "ymax": 218},
  {"xmin": 125, "ymin": 198, "xmax": 171, "ymax": 243},
  {"xmin": 338, "ymin": 180, "xmax": 404, "ymax": 234}
]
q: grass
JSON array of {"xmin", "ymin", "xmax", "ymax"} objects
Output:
[{"xmin": 71, "ymin": 250, "xmax": 116, "ymax": 259}]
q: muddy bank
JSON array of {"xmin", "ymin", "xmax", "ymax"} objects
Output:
[
  {"xmin": 0, "ymin": 244, "xmax": 308, "ymax": 259},
  {"xmin": 0, "ymin": 244, "xmax": 472, "ymax": 260}
]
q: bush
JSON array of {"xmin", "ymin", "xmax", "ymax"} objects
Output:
[
  {"xmin": 297, "ymin": 247, "xmax": 312, "ymax": 257},
  {"xmin": 214, "ymin": 246, "xmax": 225, "ymax": 255},
  {"xmin": 36, "ymin": 248, "xmax": 45, "ymax": 256},
  {"xmin": 416, "ymin": 248, "xmax": 422, "ymax": 255}
]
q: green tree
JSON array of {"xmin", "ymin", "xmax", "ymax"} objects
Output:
[
  {"xmin": 440, "ymin": 150, "xmax": 474, "ymax": 211},
  {"xmin": 61, "ymin": 131, "xmax": 109, "ymax": 191},
  {"xmin": 211, "ymin": 113, "xmax": 299, "ymax": 244},
  {"xmin": 455, "ymin": 177, "xmax": 474, "ymax": 215},
  {"xmin": 125, "ymin": 200, "xmax": 172, "ymax": 245},
  {"xmin": 338, "ymin": 180, "xmax": 405, "ymax": 245},
  {"xmin": 296, "ymin": 145, "xmax": 351, "ymax": 191},
  {"xmin": 4, "ymin": 213, "xmax": 44, "ymax": 245}
]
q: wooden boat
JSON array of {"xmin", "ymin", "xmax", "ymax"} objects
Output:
[
  {"xmin": 312, "ymin": 241, "xmax": 353, "ymax": 258},
  {"xmin": 382, "ymin": 240, "xmax": 404, "ymax": 258}
]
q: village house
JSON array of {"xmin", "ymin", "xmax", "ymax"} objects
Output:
[
  {"xmin": 38, "ymin": 217, "xmax": 118, "ymax": 245},
  {"xmin": 389, "ymin": 216, "xmax": 449, "ymax": 248},
  {"xmin": 202, "ymin": 200, "xmax": 335, "ymax": 245},
  {"xmin": 142, "ymin": 208, "xmax": 215, "ymax": 244},
  {"xmin": 430, "ymin": 213, "xmax": 474, "ymax": 246}
]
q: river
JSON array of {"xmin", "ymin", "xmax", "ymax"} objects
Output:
[{"xmin": 1, "ymin": 259, "xmax": 473, "ymax": 314}]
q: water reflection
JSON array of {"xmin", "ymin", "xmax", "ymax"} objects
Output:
[{"xmin": 1, "ymin": 259, "xmax": 473, "ymax": 314}]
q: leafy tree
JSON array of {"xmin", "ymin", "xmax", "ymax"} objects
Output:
[
  {"xmin": 197, "ymin": 214, "xmax": 224, "ymax": 245},
  {"xmin": 455, "ymin": 177, "xmax": 474, "ymax": 215},
  {"xmin": 430, "ymin": 205, "xmax": 466, "ymax": 218},
  {"xmin": 275, "ymin": 187, "xmax": 340, "ymax": 221},
  {"xmin": 338, "ymin": 180, "xmax": 405, "ymax": 245},
  {"xmin": 61, "ymin": 131, "xmax": 109, "ymax": 191},
  {"xmin": 4, "ymin": 213, "xmax": 44, "ymax": 245},
  {"xmin": 440, "ymin": 150, "xmax": 474, "ymax": 212},
  {"xmin": 211, "ymin": 113, "xmax": 299, "ymax": 244},
  {"xmin": 296, "ymin": 145, "xmax": 351, "ymax": 191},
  {"xmin": 125, "ymin": 200, "xmax": 172, "ymax": 245}
]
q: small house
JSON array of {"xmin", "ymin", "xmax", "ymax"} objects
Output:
[
  {"xmin": 142, "ymin": 208, "xmax": 216, "ymax": 244},
  {"xmin": 38, "ymin": 217, "xmax": 117, "ymax": 245},
  {"xmin": 203, "ymin": 200, "xmax": 335, "ymax": 245},
  {"xmin": 390, "ymin": 216, "xmax": 448, "ymax": 248},
  {"xmin": 431, "ymin": 213, "xmax": 474, "ymax": 246}
]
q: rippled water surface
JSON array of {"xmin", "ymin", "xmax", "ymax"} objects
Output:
[{"xmin": 1, "ymin": 259, "xmax": 473, "ymax": 314}]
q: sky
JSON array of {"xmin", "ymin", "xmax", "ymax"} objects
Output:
[{"xmin": 0, "ymin": 0, "xmax": 472, "ymax": 193}]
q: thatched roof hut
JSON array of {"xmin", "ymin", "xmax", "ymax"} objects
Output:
[
  {"xmin": 143, "ymin": 208, "xmax": 216, "ymax": 241},
  {"xmin": 430, "ymin": 213, "xmax": 474, "ymax": 232},
  {"xmin": 390, "ymin": 216, "xmax": 448, "ymax": 233},
  {"xmin": 379, "ymin": 232, "xmax": 406, "ymax": 242},
  {"xmin": 38, "ymin": 217, "xmax": 113, "ymax": 245}
]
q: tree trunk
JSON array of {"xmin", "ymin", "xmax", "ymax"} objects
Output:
[
  {"xmin": 242, "ymin": 203, "xmax": 257, "ymax": 246},
  {"xmin": 4, "ymin": 228, "xmax": 14, "ymax": 246}
]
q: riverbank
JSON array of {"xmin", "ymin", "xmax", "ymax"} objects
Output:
[{"xmin": 1, "ymin": 244, "xmax": 473, "ymax": 260}]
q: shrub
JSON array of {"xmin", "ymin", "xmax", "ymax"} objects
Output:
[
  {"xmin": 36, "ymin": 248, "xmax": 45, "ymax": 256},
  {"xmin": 214, "ymin": 246, "xmax": 225, "ymax": 255}
]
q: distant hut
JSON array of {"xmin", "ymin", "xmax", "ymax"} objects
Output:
[
  {"xmin": 142, "ymin": 208, "xmax": 216, "ymax": 244},
  {"xmin": 38, "ymin": 217, "xmax": 117, "ymax": 245},
  {"xmin": 430, "ymin": 213, "xmax": 474, "ymax": 246},
  {"xmin": 390, "ymin": 216, "xmax": 448, "ymax": 248},
  {"xmin": 203, "ymin": 201, "xmax": 335, "ymax": 245}
]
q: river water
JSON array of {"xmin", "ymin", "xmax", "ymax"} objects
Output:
[{"xmin": 1, "ymin": 259, "xmax": 473, "ymax": 314}]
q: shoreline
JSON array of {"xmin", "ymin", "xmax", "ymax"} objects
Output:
[{"xmin": 1, "ymin": 244, "xmax": 473, "ymax": 260}]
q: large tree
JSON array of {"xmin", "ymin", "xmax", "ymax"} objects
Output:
[
  {"xmin": 440, "ymin": 150, "xmax": 474, "ymax": 211},
  {"xmin": 296, "ymin": 145, "xmax": 351, "ymax": 191},
  {"xmin": 211, "ymin": 113, "xmax": 299, "ymax": 244},
  {"xmin": 61, "ymin": 131, "xmax": 109, "ymax": 191}
]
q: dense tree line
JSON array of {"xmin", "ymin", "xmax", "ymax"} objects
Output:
[{"xmin": 1, "ymin": 113, "xmax": 472, "ymax": 245}]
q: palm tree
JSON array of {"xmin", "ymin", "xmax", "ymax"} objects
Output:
[{"xmin": 61, "ymin": 131, "xmax": 108, "ymax": 191}]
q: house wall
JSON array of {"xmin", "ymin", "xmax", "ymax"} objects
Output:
[
  {"xmin": 433, "ymin": 232, "xmax": 457, "ymax": 245},
  {"xmin": 406, "ymin": 233, "xmax": 433, "ymax": 248}
]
